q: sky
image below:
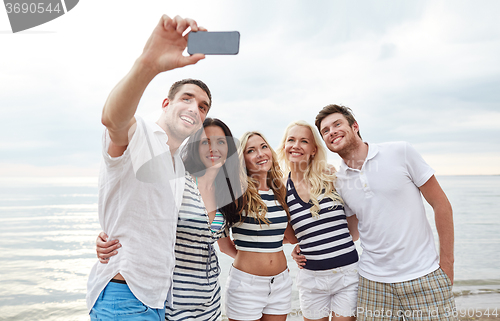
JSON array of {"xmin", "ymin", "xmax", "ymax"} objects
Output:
[{"xmin": 1, "ymin": 0, "xmax": 499, "ymax": 177}]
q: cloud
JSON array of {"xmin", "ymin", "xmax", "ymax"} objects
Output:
[{"xmin": 1, "ymin": 0, "xmax": 499, "ymax": 176}]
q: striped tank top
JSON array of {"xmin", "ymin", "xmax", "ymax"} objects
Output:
[
  {"xmin": 165, "ymin": 173, "xmax": 228, "ymax": 321},
  {"xmin": 232, "ymin": 189, "xmax": 288, "ymax": 253},
  {"xmin": 286, "ymin": 175, "xmax": 358, "ymax": 270}
]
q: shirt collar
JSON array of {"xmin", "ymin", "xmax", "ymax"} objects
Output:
[
  {"xmin": 152, "ymin": 122, "xmax": 167, "ymax": 135},
  {"xmin": 365, "ymin": 142, "xmax": 379, "ymax": 161},
  {"xmin": 152, "ymin": 121, "xmax": 192, "ymax": 158},
  {"xmin": 153, "ymin": 121, "xmax": 181, "ymax": 155},
  {"xmin": 338, "ymin": 142, "xmax": 379, "ymax": 172}
]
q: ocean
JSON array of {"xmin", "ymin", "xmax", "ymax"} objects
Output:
[{"xmin": 0, "ymin": 175, "xmax": 499, "ymax": 320}]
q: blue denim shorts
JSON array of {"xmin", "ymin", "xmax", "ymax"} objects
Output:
[{"xmin": 90, "ymin": 281, "xmax": 165, "ymax": 321}]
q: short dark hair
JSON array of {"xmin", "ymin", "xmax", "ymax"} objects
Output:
[
  {"xmin": 168, "ymin": 79, "xmax": 212, "ymax": 108},
  {"xmin": 182, "ymin": 118, "xmax": 244, "ymax": 225},
  {"xmin": 315, "ymin": 104, "xmax": 362, "ymax": 139}
]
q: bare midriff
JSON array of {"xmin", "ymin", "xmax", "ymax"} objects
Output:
[
  {"xmin": 233, "ymin": 250, "xmax": 287, "ymax": 276},
  {"xmin": 113, "ymin": 273, "xmax": 125, "ymax": 281}
]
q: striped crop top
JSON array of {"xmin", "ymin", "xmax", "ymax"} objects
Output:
[
  {"xmin": 232, "ymin": 189, "xmax": 288, "ymax": 253},
  {"xmin": 287, "ymin": 175, "xmax": 358, "ymax": 270}
]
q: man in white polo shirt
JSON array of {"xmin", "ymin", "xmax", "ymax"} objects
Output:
[
  {"xmin": 86, "ymin": 15, "xmax": 211, "ymax": 320},
  {"xmin": 314, "ymin": 104, "xmax": 456, "ymax": 321}
]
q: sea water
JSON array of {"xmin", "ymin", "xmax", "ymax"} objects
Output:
[{"xmin": 0, "ymin": 176, "xmax": 499, "ymax": 320}]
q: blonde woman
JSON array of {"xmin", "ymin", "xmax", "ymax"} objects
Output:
[
  {"xmin": 220, "ymin": 131, "xmax": 297, "ymax": 321},
  {"xmin": 276, "ymin": 121, "xmax": 359, "ymax": 321}
]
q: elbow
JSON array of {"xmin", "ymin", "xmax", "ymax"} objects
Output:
[
  {"xmin": 436, "ymin": 202, "xmax": 454, "ymax": 221},
  {"xmin": 219, "ymin": 246, "xmax": 228, "ymax": 255},
  {"xmin": 101, "ymin": 111, "xmax": 115, "ymax": 130},
  {"xmin": 101, "ymin": 114, "xmax": 109, "ymax": 128},
  {"xmin": 219, "ymin": 244, "xmax": 231, "ymax": 256},
  {"xmin": 101, "ymin": 107, "xmax": 123, "ymax": 132},
  {"xmin": 220, "ymin": 246, "xmax": 236, "ymax": 259}
]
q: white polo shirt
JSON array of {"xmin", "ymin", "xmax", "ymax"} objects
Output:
[
  {"xmin": 335, "ymin": 142, "xmax": 439, "ymax": 283},
  {"xmin": 86, "ymin": 116, "xmax": 185, "ymax": 311}
]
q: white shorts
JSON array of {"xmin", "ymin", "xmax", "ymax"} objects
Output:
[
  {"xmin": 224, "ymin": 265, "xmax": 292, "ymax": 320},
  {"xmin": 296, "ymin": 262, "xmax": 359, "ymax": 319}
]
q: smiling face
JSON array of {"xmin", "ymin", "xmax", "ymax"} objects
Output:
[
  {"xmin": 243, "ymin": 134, "xmax": 273, "ymax": 175},
  {"xmin": 319, "ymin": 113, "xmax": 360, "ymax": 154},
  {"xmin": 161, "ymin": 84, "xmax": 211, "ymax": 143},
  {"xmin": 284, "ymin": 125, "xmax": 317, "ymax": 166},
  {"xmin": 198, "ymin": 126, "xmax": 228, "ymax": 169}
]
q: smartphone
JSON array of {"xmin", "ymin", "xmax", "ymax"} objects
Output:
[{"xmin": 187, "ymin": 31, "xmax": 240, "ymax": 55}]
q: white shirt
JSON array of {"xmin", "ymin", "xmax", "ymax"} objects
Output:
[
  {"xmin": 335, "ymin": 142, "xmax": 439, "ymax": 283},
  {"xmin": 86, "ymin": 116, "xmax": 185, "ymax": 311}
]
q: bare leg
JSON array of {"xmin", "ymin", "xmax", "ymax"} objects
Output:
[
  {"xmin": 261, "ymin": 314, "xmax": 288, "ymax": 321},
  {"xmin": 229, "ymin": 315, "xmax": 287, "ymax": 321},
  {"xmin": 331, "ymin": 313, "xmax": 356, "ymax": 321},
  {"xmin": 303, "ymin": 316, "xmax": 329, "ymax": 321}
]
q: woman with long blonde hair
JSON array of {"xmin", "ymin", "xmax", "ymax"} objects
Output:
[
  {"xmin": 277, "ymin": 120, "xmax": 359, "ymax": 321},
  {"xmin": 220, "ymin": 131, "xmax": 297, "ymax": 321}
]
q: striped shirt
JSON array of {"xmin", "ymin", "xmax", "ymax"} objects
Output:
[
  {"xmin": 166, "ymin": 173, "xmax": 228, "ymax": 321},
  {"xmin": 210, "ymin": 211, "xmax": 224, "ymax": 232},
  {"xmin": 287, "ymin": 175, "xmax": 358, "ymax": 270},
  {"xmin": 232, "ymin": 189, "xmax": 288, "ymax": 253}
]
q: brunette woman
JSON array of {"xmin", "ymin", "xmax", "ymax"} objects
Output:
[{"xmin": 96, "ymin": 118, "xmax": 243, "ymax": 321}]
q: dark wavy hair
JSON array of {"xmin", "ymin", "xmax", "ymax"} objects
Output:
[{"xmin": 182, "ymin": 118, "xmax": 244, "ymax": 226}]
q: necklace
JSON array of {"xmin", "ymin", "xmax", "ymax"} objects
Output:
[{"xmin": 195, "ymin": 176, "xmax": 216, "ymax": 188}]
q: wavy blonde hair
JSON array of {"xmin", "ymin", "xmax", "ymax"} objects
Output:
[
  {"xmin": 277, "ymin": 120, "xmax": 343, "ymax": 217},
  {"xmin": 238, "ymin": 131, "xmax": 289, "ymax": 225}
]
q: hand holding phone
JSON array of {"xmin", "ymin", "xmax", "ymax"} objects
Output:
[{"xmin": 188, "ymin": 31, "xmax": 240, "ymax": 55}]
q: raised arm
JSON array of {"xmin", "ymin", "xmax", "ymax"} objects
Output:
[
  {"xmin": 102, "ymin": 15, "xmax": 206, "ymax": 156},
  {"xmin": 419, "ymin": 175, "xmax": 454, "ymax": 284}
]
